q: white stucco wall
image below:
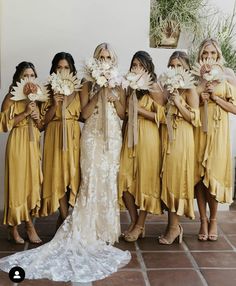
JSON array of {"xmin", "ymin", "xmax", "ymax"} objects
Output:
[{"xmin": 0, "ymin": 0, "xmax": 235, "ymax": 210}]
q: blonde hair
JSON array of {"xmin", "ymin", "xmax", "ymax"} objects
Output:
[
  {"xmin": 93, "ymin": 42, "xmax": 118, "ymax": 66},
  {"xmin": 197, "ymin": 38, "xmax": 224, "ymax": 64}
]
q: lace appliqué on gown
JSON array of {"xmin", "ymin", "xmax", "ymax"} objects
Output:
[{"xmin": 0, "ymin": 94, "xmax": 131, "ymax": 282}]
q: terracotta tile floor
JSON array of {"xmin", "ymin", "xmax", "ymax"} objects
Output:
[{"xmin": 0, "ymin": 203, "xmax": 236, "ymax": 286}]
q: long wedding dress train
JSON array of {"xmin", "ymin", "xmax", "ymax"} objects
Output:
[{"xmin": 0, "ymin": 94, "xmax": 131, "ymax": 282}]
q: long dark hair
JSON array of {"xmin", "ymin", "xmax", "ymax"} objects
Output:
[
  {"xmin": 12, "ymin": 61, "xmax": 37, "ymax": 87},
  {"xmin": 130, "ymin": 51, "xmax": 157, "ymax": 99},
  {"xmin": 50, "ymin": 52, "xmax": 77, "ymax": 75}
]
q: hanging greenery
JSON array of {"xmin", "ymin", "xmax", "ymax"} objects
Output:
[{"xmin": 150, "ymin": 0, "xmax": 207, "ymax": 48}]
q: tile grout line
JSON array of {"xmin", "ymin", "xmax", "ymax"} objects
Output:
[
  {"xmin": 72, "ymin": 282, "xmax": 92, "ymax": 286},
  {"xmin": 135, "ymin": 241, "xmax": 151, "ymax": 286},
  {"xmin": 181, "ymin": 240, "xmax": 208, "ymax": 286},
  {"xmin": 217, "ymin": 224, "xmax": 236, "ymax": 252},
  {"xmin": 139, "ymin": 250, "xmax": 235, "ymax": 253}
]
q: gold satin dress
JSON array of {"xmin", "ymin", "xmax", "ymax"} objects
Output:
[
  {"xmin": 119, "ymin": 94, "xmax": 165, "ymax": 215},
  {"xmin": 194, "ymin": 81, "xmax": 235, "ymax": 203},
  {"xmin": 161, "ymin": 92, "xmax": 201, "ymax": 219},
  {"xmin": 3, "ymin": 101, "xmax": 42, "ymax": 226},
  {"xmin": 40, "ymin": 93, "xmax": 81, "ymax": 216}
]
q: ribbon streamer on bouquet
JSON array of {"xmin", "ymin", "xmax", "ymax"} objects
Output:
[
  {"xmin": 62, "ymin": 97, "xmax": 67, "ymax": 151},
  {"xmin": 202, "ymin": 100, "xmax": 208, "ymax": 133},
  {"xmin": 166, "ymin": 107, "xmax": 174, "ymax": 142},
  {"xmin": 128, "ymin": 90, "xmax": 138, "ymax": 148}
]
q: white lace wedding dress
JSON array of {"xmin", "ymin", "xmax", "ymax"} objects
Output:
[{"xmin": 0, "ymin": 93, "xmax": 131, "ymax": 282}]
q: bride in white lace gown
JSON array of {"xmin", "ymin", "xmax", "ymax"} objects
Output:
[{"xmin": 0, "ymin": 43, "xmax": 130, "ymax": 282}]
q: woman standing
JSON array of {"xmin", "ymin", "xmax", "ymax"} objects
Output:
[
  {"xmin": 195, "ymin": 38, "xmax": 236, "ymax": 241},
  {"xmin": 119, "ymin": 51, "xmax": 165, "ymax": 242},
  {"xmin": 1, "ymin": 61, "xmax": 43, "ymax": 244},
  {"xmin": 40, "ymin": 52, "xmax": 81, "ymax": 227},
  {"xmin": 79, "ymin": 43, "xmax": 126, "ymax": 243},
  {"xmin": 159, "ymin": 51, "xmax": 200, "ymax": 244},
  {"xmin": 0, "ymin": 43, "xmax": 130, "ymax": 282}
]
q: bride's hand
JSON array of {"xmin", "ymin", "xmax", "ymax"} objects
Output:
[{"xmin": 106, "ymin": 90, "xmax": 119, "ymax": 102}]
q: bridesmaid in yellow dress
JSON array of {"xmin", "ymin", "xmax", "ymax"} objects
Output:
[
  {"xmin": 119, "ymin": 51, "xmax": 165, "ymax": 242},
  {"xmin": 1, "ymin": 61, "xmax": 43, "ymax": 244},
  {"xmin": 159, "ymin": 52, "xmax": 200, "ymax": 245},
  {"xmin": 40, "ymin": 52, "xmax": 81, "ymax": 228},
  {"xmin": 195, "ymin": 38, "xmax": 236, "ymax": 241}
]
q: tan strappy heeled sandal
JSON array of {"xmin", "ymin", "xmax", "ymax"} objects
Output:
[
  {"xmin": 208, "ymin": 218, "xmax": 218, "ymax": 241},
  {"xmin": 198, "ymin": 217, "xmax": 209, "ymax": 241},
  {"xmin": 159, "ymin": 225, "xmax": 183, "ymax": 245},
  {"xmin": 124, "ymin": 224, "xmax": 145, "ymax": 242}
]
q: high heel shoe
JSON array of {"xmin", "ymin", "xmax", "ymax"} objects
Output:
[
  {"xmin": 26, "ymin": 225, "xmax": 42, "ymax": 244},
  {"xmin": 198, "ymin": 217, "xmax": 209, "ymax": 241},
  {"xmin": 124, "ymin": 224, "xmax": 145, "ymax": 242},
  {"xmin": 7, "ymin": 227, "xmax": 25, "ymax": 244},
  {"xmin": 208, "ymin": 218, "xmax": 218, "ymax": 241},
  {"xmin": 121, "ymin": 221, "xmax": 136, "ymax": 237},
  {"xmin": 159, "ymin": 225, "xmax": 183, "ymax": 245}
]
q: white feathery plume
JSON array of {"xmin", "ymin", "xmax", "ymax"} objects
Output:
[
  {"xmin": 48, "ymin": 69, "xmax": 81, "ymax": 96},
  {"xmin": 11, "ymin": 78, "xmax": 49, "ymax": 102},
  {"xmin": 191, "ymin": 59, "xmax": 224, "ymax": 82},
  {"xmin": 123, "ymin": 68, "xmax": 153, "ymax": 91},
  {"xmin": 82, "ymin": 58, "xmax": 123, "ymax": 88},
  {"xmin": 159, "ymin": 66, "xmax": 196, "ymax": 93}
]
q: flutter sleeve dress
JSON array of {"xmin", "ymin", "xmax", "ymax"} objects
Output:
[
  {"xmin": 161, "ymin": 92, "xmax": 201, "ymax": 219},
  {"xmin": 119, "ymin": 93, "xmax": 165, "ymax": 215},
  {"xmin": 194, "ymin": 81, "xmax": 235, "ymax": 203},
  {"xmin": 3, "ymin": 100, "xmax": 43, "ymax": 226},
  {"xmin": 40, "ymin": 92, "xmax": 81, "ymax": 216}
]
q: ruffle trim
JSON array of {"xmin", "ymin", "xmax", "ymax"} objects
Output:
[
  {"xmin": 161, "ymin": 190, "xmax": 195, "ymax": 219},
  {"xmin": 202, "ymin": 175, "xmax": 233, "ymax": 204},
  {"xmin": 4, "ymin": 200, "xmax": 41, "ymax": 226},
  {"xmin": 40, "ymin": 187, "xmax": 77, "ymax": 217},
  {"xmin": 199, "ymin": 138, "xmax": 233, "ymax": 204},
  {"xmin": 119, "ymin": 176, "xmax": 162, "ymax": 215},
  {"xmin": 189, "ymin": 108, "xmax": 201, "ymax": 127}
]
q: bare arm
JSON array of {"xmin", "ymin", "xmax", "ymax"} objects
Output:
[
  {"xmin": 137, "ymin": 107, "xmax": 156, "ymax": 121},
  {"xmin": 150, "ymin": 82, "xmax": 165, "ymax": 105},
  {"xmin": 43, "ymin": 94, "xmax": 64, "ymax": 126},
  {"xmin": 80, "ymin": 81, "xmax": 99, "ymax": 120},
  {"xmin": 210, "ymin": 94, "xmax": 236, "ymax": 114},
  {"xmin": 137, "ymin": 85, "xmax": 165, "ymax": 122},
  {"xmin": 206, "ymin": 81, "xmax": 236, "ymax": 114},
  {"xmin": 172, "ymin": 88, "xmax": 199, "ymax": 123},
  {"xmin": 30, "ymin": 105, "xmax": 44, "ymax": 131},
  {"xmin": 107, "ymin": 87, "xmax": 126, "ymax": 120}
]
